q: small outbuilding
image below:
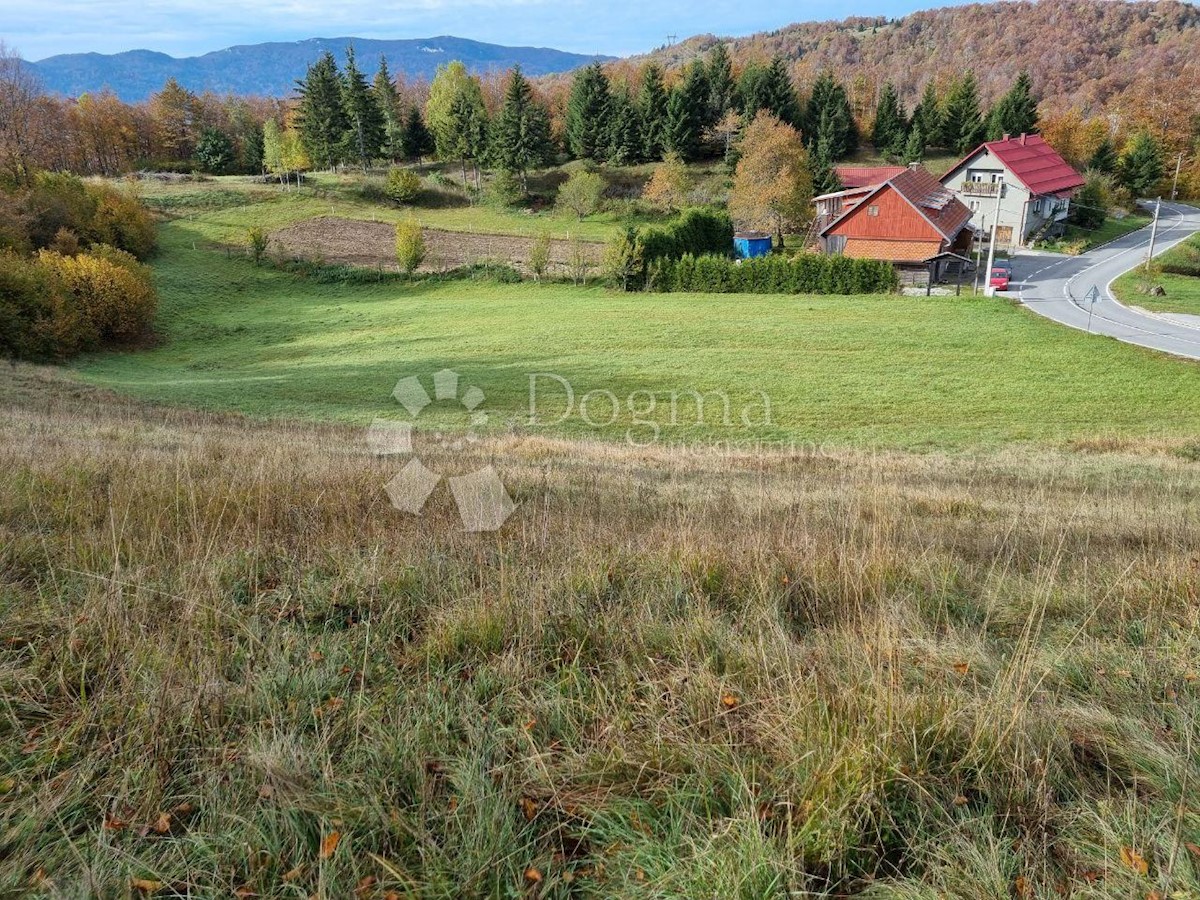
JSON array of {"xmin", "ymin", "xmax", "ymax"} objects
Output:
[{"xmin": 734, "ymin": 232, "xmax": 773, "ymax": 259}]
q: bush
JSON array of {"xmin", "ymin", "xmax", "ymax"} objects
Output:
[
  {"xmin": 395, "ymin": 219, "xmax": 426, "ymax": 276},
  {"xmin": 246, "ymin": 227, "xmax": 270, "ymax": 265},
  {"xmin": 646, "ymin": 252, "xmax": 898, "ymax": 295},
  {"xmin": 0, "ymin": 251, "xmax": 73, "ymax": 360},
  {"xmin": 604, "ymin": 226, "xmax": 645, "ymax": 291},
  {"xmin": 557, "ymin": 170, "xmax": 605, "ymax": 219},
  {"xmin": 606, "ymin": 208, "xmax": 736, "ymax": 290},
  {"xmin": 486, "ymin": 170, "xmax": 525, "ymax": 207},
  {"xmin": 37, "ymin": 249, "xmax": 157, "ymax": 345},
  {"xmin": 385, "ymin": 168, "xmax": 423, "ymax": 205},
  {"xmin": 16, "ymin": 174, "xmax": 155, "ymax": 259},
  {"xmin": 528, "ymin": 231, "xmax": 552, "ymax": 281},
  {"xmin": 90, "ymin": 185, "xmax": 156, "ymax": 259},
  {"xmin": 1161, "ymin": 234, "xmax": 1200, "ymax": 277}
]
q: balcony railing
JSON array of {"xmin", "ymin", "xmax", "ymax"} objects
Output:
[{"xmin": 961, "ymin": 181, "xmax": 1003, "ymax": 198}]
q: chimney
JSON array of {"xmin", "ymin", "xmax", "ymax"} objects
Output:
[
  {"xmin": 1020, "ymin": 133, "xmax": 1027, "ymax": 146},
  {"xmin": 908, "ymin": 161, "xmax": 921, "ymax": 170},
  {"xmin": 1003, "ymin": 133, "xmax": 1010, "ymax": 141}
]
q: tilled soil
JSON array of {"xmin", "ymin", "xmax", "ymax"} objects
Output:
[{"xmin": 270, "ymin": 216, "xmax": 602, "ymax": 276}]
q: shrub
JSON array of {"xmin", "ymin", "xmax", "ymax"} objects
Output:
[
  {"xmin": 645, "ymin": 252, "xmax": 898, "ymax": 295},
  {"xmin": 385, "ymin": 168, "xmax": 423, "ymax": 205},
  {"xmin": 1161, "ymin": 234, "xmax": 1200, "ymax": 277},
  {"xmin": 557, "ymin": 170, "xmax": 605, "ymax": 219},
  {"xmin": 90, "ymin": 185, "xmax": 156, "ymax": 259},
  {"xmin": 528, "ymin": 231, "xmax": 552, "ymax": 281},
  {"xmin": 395, "ymin": 220, "xmax": 426, "ymax": 276},
  {"xmin": 566, "ymin": 236, "xmax": 594, "ymax": 285},
  {"xmin": 486, "ymin": 170, "xmax": 525, "ymax": 207},
  {"xmin": 0, "ymin": 251, "xmax": 73, "ymax": 360},
  {"xmin": 37, "ymin": 249, "xmax": 157, "ymax": 344},
  {"xmin": 604, "ymin": 226, "xmax": 645, "ymax": 291},
  {"xmin": 642, "ymin": 153, "xmax": 690, "ymax": 212},
  {"xmin": 246, "ymin": 227, "xmax": 270, "ymax": 266}
]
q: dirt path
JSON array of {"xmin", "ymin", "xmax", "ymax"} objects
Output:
[{"xmin": 270, "ymin": 216, "xmax": 602, "ymax": 276}]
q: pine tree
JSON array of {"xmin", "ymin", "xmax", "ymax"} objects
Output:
[
  {"xmin": 738, "ymin": 56, "xmax": 801, "ymax": 129},
  {"xmin": 810, "ymin": 135, "xmax": 842, "ymax": 196},
  {"xmin": 566, "ymin": 63, "xmax": 612, "ymax": 161},
  {"xmin": 1088, "ymin": 138, "xmax": 1119, "ymax": 175},
  {"xmin": 706, "ymin": 43, "xmax": 738, "ymax": 124},
  {"xmin": 805, "ymin": 72, "xmax": 857, "ymax": 160},
  {"xmin": 296, "ymin": 51, "xmax": 348, "ymax": 170},
  {"xmin": 872, "ymin": 82, "xmax": 908, "ymax": 155},
  {"xmin": 399, "ymin": 106, "xmax": 434, "ymax": 162},
  {"xmin": 664, "ymin": 62, "xmax": 708, "ymax": 161},
  {"xmin": 911, "ymin": 82, "xmax": 942, "ymax": 150},
  {"xmin": 941, "ymin": 72, "xmax": 986, "ymax": 155},
  {"xmin": 901, "ymin": 122, "xmax": 925, "ymax": 165},
  {"xmin": 987, "ymin": 70, "xmax": 1039, "ymax": 141},
  {"xmin": 340, "ymin": 46, "xmax": 385, "ymax": 170},
  {"xmin": 638, "ymin": 64, "xmax": 669, "ymax": 161},
  {"xmin": 606, "ymin": 86, "xmax": 643, "ymax": 165},
  {"xmin": 489, "ymin": 66, "xmax": 553, "ymax": 192},
  {"xmin": 1119, "ymin": 131, "xmax": 1165, "ymax": 196},
  {"xmin": 373, "ymin": 56, "xmax": 405, "ymax": 161}
]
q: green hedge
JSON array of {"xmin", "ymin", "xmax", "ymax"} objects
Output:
[
  {"xmin": 637, "ymin": 208, "xmax": 735, "ymax": 263},
  {"xmin": 647, "ymin": 252, "xmax": 899, "ymax": 295}
]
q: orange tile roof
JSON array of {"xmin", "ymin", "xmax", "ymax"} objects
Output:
[{"xmin": 843, "ymin": 238, "xmax": 942, "ymax": 263}]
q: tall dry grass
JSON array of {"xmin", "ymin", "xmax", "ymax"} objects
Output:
[{"xmin": 1, "ymin": 365, "xmax": 1198, "ymax": 898}]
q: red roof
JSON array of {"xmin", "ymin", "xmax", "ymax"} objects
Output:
[
  {"xmin": 835, "ymin": 165, "xmax": 907, "ymax": 190},
  {"xmin": 822, "ymin": 165, "xmax": 973, "ymax": 243},
  {"xmin": 954, "ymin": 134, "xmax": 1085, "ymax": 198}
]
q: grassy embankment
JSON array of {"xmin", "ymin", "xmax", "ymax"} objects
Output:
[
  {"xmin": 1113, "ymin": 233, "xmax": 1200, "ymax": 317},
  {"xmin": 2, "ymin": 366, "xmax": 1199, "ymax": 897},
  {"xmin": 1037, "ymin": 213, "xmax": 1153, "ymax": 255}
]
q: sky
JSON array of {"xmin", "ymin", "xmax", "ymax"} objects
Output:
[{"xmin": 1, "ymin": 0, "xmax": 973, "ymax": 61}]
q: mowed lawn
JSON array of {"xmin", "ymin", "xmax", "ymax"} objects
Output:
[{"xmin": 71, "ymin": 216, "xmax": 1200, "ymax": 448}]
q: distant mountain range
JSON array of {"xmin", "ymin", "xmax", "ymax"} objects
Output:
[{"xmin": 26, "ymin": 37, "xmax": 613, "ymax": 102}]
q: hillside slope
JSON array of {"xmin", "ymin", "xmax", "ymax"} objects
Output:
[
  {"xmin": 29, "ymin": 36, "xmax": 612, "ymax": 101},
  {"xmin": 634, "ymin": 0, "xmax": 1200, "ymax": 113}
]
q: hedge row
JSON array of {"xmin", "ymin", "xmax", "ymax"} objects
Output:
[
  {"xmin": 646, "ymin": 252, "xmax": 900, "ymax": 295},
  {"xmin": 637, "ymin": 208, "xmax": 735, "ymax": 263}
]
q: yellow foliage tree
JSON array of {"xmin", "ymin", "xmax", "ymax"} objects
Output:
[
  {"xmin": 642, "ymin": 152, "xmax": 690, "ymax": 213},
  {"xmin": 728, "ymin": 112, "xmax": 814, "ymax": 247}
]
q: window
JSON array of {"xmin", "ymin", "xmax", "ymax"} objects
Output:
[{"xmin": 867, "ymin": 205, "xmax": 880, "ymax": 217}]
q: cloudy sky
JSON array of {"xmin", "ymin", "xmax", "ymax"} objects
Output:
[{"xmin": 2, "ymin": 0, "xmax": 972, "ymax": 61}]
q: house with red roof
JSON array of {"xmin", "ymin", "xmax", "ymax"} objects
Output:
[
  {"xmin": 939, "ymin": 133, "xmax": 1085, "ymax": 250},
  {"xmin": 818, "ymin": 165, "xmax": 975, "ymax": 275}
]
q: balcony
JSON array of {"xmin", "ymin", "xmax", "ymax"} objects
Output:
[{"xmin": 961, "ymin": 180, "xmax": 1003, "ymax": 198}]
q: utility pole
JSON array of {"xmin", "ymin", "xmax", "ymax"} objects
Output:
[
  {"xmin": 1145, "ymin": 197, "xmax": 1162, "ymax": 272},
  {"xmin": 983, "ymin": 182, "xmax": 1004, "ymax": 297},
  {"xmin": 1171, "ymin": 153, "xmax": 1183, "ymax": 202}
]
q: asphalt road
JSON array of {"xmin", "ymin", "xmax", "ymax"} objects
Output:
[{"xmin": 1012, "ymin": 201, "xmax": 1200, "ymax": 361}]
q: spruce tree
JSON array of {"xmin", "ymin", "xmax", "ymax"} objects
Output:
[
  {"xmin": 811, "ymin": 135, "xmax": 842, "ymax": 196},
  {"xmin": 607, "ymin": 86, "xmax": 643, "ymax": 165},
  {"xmin": 1119, "ymin": 131, "xmax": 1165, "ymax": 197},
  {"xmin": 566, "ymin": 63, "xmax": 612, "ymax": 161},
  {"xmin": 341, "ymin": 46, "xmax": 385, "ymax": 170},
  {"xmin": 638, "ymin": 64, "xmax": 669, "ymax": 161},
  {"xmin": 911, "ymin": 82, "xmax": 942, "ymax": 150},
  {"xmin": 805, "ymin": 72, "xmax": 857, "ymax": 160},
  {"xmin": 738, "ymin": 56, "xmax": 801, "ymax": 129},
  {"xmin": 986, "ymin": 70, "xmax": 1039, "ymax": 141},
  {"xmin": 399, "ymin": 106, "xmax": 434, "ymax": 162},
  {"xmin": 872, "ymin": 82, "xmax": 907, "ymax": 155},
  {"xmin": 941, "ymin": 72, "xmax": 985, "ymax": 155},
  {"xmin": 490, "ymin": 66, "xmax": 553, "ymax": 192},
  {"xmin": 901, "ymin": 122, "xmax": 925, "ymax": 165},
  {"xmin": 296, "ymin": 51, "xmax": 348, "ymax": 170},
  {"xmin": 373, "ymin": 56, "xmax": 405, "ymax": 161},
  {"xmin": 1088, "ymin": 138, "xmax": 1119, "ymax": 175},
  {"xmin": 706, "ymin": 43, "xmax": 738, "ymax": 124},
  {"xmin": 664, "ymin": 62, "xmax": 709, "ymax": 161}
]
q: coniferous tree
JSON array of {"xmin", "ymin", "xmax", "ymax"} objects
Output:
[
  {"xmin": 664, "ymin": 62, "xmax": 708, "ymax": 161},
  {"xmin": 901, "ymin": 122, "xmax": 925, "ymax": 165},
  {"xmin": 872, "ymin": 82, "xmax": 908, "ymax": 155},
  {"xmin": 810, "ymin": 134, "xmax": 842, "ymax": 196},
  {"xmin": 296, "ymin": 51, "xmax": 348, "ymax": 170},
  {"xmin": 638, "ymin": 64, "xmax": 669, "ymax": 161},
  {"xmin": 373, "ymin": 56, "xmax": 405, "ymax": 160},
  {"xmin": 341, "ymin": 46, "xmax": 385, "ymax": 170},
  {"xmin": 426, "ymin": 61, "xmax": 487, "ymax": 183},
  {"xmin": 489, "ymin": 66, "xmax": 553, "ymax": 192},
  {"xmin": 706, "ymin": 43, "xmax": 738, "ymax": 124},
  {"xmin": 566, "ymin": 63, "xmax": 612, "ymax": 161},
  {"xmin": 941, "ymin": 72, "xmax": 986, "ymax": 155},
  {"xmin": 738, "ymin": 56, "xmax": 802, "ymax": 129},
  {"xmin": 606, "ymin": 86, "xmax": 643, "ymax": 165},
  {"xmin": 911, "ymin": 82, "xmax": 942, "ymax": 151},
  {"xmin": 1088, "ymin": 138, "xmax": 1119, "ymax": 175},
  {"xmin": 1119, "ymin": 131, "xmax": 1165, "ymax": 196},
  {"xmin": 805, "ymin": 72, "xmax": 857, "ymax": 160},
  {"xmin": 987, "ymin": 70, "xmax": 1039, "ymax": 140},
  {"xmin": 399, "ymin": 106, "xmax": 434, "ymax": 162}
]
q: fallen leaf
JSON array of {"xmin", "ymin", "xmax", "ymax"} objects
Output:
[
  {"xmin": 257, "ymin": 784, "xmax": 274, "ymax": 799},
  {"xmin": 151, "ymin": 812, "xmax": 172, "ymax": 834},
  {"xmin": 952, "ymin": 795, "xmax": 969, "ymax": 807},
  {"xmin": 447, "ymin": 796, "xmax": 459, "ymax": 813},
  {"xmin": 233, "ymin": 885, "xmax": 257, "ymax": 898},
  {"xmin": 319, "ymin": 831, "xmax": 341, "ymax": 859},
  {"xmin": 952, "ymin": 661, "xmax": 970, "ymax": 675},
  {"xmin": 524, "ymin": 867, "xmax": 543, "ymax": 884},
  {"xmin": 1120, "ymin": 846, "xmax": 1149, "ymax": 875},
  {"xmin": 103, "ymin": 814, "xmax": 128, "ymax": 831},
  {"xmin": 1014, "ymin": 875, "xmax": 1032, "ymax": 898},
  {"xmin": 309, "ymin": 650, "xmax": 325, "ymax": 663},
  {"xmin": 354, "ymin": 875, "xmax": 377, "ymax": 896},
  {"xmin": 1147, "ymin": 891, "xmax": 1164, "ymax": 900},
  {"xmin": 282, "ymin": 865, "xmax": 305, "ymax": 882},
  {"xmin": 720, "ymin": 693, "xmax": 740, "ymax": 710},
  {"xmin": 635, "ymin": 867, "xmax": 647, "ymax": 882},
  {"xmin": 1186, "ymin": 842, "xmax": 1200, "ymax": 858},
  {"xmin": 131, "ymin": 878, "xmax": 164, "ymax": 893},
  {"xmin": 522, "ymin": 718, "xmax": 537, "ymax": 731},
  {"xmin": 519, "ymin": 796, "xmax": 538, "ymax": 821}
]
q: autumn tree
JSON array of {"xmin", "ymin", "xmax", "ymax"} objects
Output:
[
  {"xmin": 296, "ymin": 52, "xmax": 348, "ymax": 170},
  {"xmin": 489, "ymin": 66, "xmax": 553, "ymax": 193},
  {"xmin": 426, "ymin": 61, "xmax": 488, "ymax": 185},
  {"xmin": 150, "ymin": 78, "xmax": 199, "ymax": 163},
  {"xmin": 0, "ymin": 42, "xmax": 46, "ymax": 183},
  {"xmin": 566, "ymin": 63, "xmax": 612, "ymax": 161},
  {"xmin": 728, "ymin": 112, "xmax": 814, "ymax": 247},
  {"xmin": 642, "ymin": 152, "xmax": 690, "ymax": 212}
]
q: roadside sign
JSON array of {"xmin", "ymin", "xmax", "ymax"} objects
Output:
[{"xmin": 1085, "ymin": 285, "xmax": 1101, "ymax": 333}]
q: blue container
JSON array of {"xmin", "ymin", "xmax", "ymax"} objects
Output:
[{"xmin": 734, "ymin": 232, "xmax": 773, "ymax": 259}]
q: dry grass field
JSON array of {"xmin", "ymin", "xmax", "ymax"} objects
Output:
[{"xmin": 3, "ymin": 364, "xmax": 1199, "ymax": 898}]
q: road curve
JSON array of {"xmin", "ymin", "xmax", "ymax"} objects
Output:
[{"xmin": 1013, "ymin": 201, "xmax": 1200, "ymax": 361}]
